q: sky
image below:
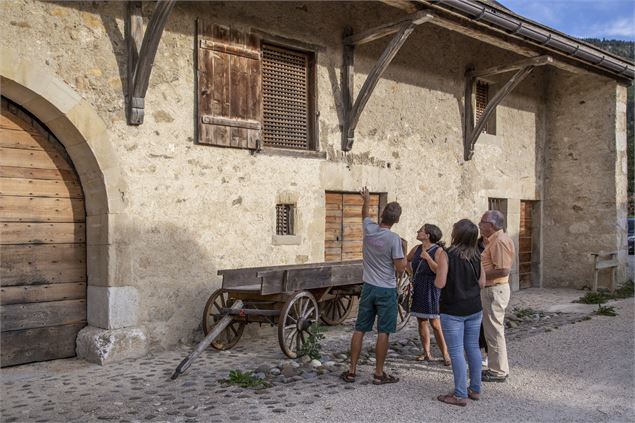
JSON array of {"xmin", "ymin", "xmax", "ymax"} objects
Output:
[{"xmin": 499, "ymin": 0, "xmax": 635, "ymax": 41}]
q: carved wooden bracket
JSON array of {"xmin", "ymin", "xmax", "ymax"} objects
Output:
[
  {"xmin": 463, "ymin": 55, "xmax": 553, "ymax": 160},
  {"xmin": 342, "ymin": 11, "xmax": 434, "ymax": 151},
  {"xmin": 126, "ymin": 0, "xmax": 176, "ymax": 125}
]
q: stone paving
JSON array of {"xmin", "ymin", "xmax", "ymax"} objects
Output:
[{"xmin": 0, "ymin": 288, "xmax": 607, "ymax": 422}]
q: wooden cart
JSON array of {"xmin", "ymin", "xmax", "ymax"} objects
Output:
[
  {"xmin": 172, "ymin": 260, "xmax": 411, "ymax": 379},
  {"xmin": 204, "ymin": 260, "xmax": 411, "ymax": 358}
]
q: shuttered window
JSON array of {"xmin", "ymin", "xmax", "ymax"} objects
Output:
[
  {"xmin": 197, "ymin": 23, "xmax": 317, "ymax": 152},
  {"xmin": 276, "ymin": 204, "xmax": 295, "ymax": 235},
  {"xmin": 262, "ymin": 44, "xmax": 313, "ymax": 150}
]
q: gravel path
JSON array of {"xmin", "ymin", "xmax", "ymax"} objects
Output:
[
  {"xmin": 1, "ymin": 290, "xmax": 632, "ymax": 422},
  {"xmin": 279, "ymin": 297, "xmax": 635, "ymax": 423}
]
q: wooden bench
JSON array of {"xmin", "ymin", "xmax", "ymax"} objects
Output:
[{"xmin": 590, "ymin": 252, "xmax": 618, "ymax": 292}]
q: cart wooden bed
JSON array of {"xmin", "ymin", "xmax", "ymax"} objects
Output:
[{"xmin": 172, "ymin": 260, "xmax": 411, "ymax": 378}]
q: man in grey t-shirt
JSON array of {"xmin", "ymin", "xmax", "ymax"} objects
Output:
[{"xmin": 341, "ymin": 187, "xmax": 407, "ymax": 385}]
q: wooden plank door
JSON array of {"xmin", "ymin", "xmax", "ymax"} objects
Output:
[
  {"xmin": 0, "ymin": 98, "xmax": 87, "ymax": 367},
  {"xmin": 325, "ymin": 192, "xmax": 380, "ymax": 262},
  {"xmin": 519, "ymin": 200, "xmax": 534, "ymax": 289}
]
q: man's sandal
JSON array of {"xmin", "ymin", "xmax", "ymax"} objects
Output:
[
  {"xmin": 372, "ymin": 372, "xmax": 399, "ymax": 385},
  {"xmin": 340, "ymin": 371, "xmax": 356, "ymax": 383},
  {"xmin": 437, "ymin": 393, "xmax": 467, "ymax": 407}
]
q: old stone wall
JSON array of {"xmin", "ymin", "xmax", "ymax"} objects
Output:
[
  {"xmin": 543, "ymin": 69, "xmax": 628, "ymax": 289},
  {"xmin": 1, "ymin": 0, "xmax": 624, "ymax": 350}
]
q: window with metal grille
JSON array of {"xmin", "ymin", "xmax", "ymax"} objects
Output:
[
  {"xmin": 476, "ymin": 81, "xmax": 496, "ymax": 135},
  {"xmin": 262, "ymin": 44, "xmax": 314, "ymax": 150},
  {"xmin": 276, "ymin": 204, "xmax": 295, "ymax": 235}
]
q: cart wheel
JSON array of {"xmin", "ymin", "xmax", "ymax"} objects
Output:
[
  {"xmin": 278, "ymin": 291, "xmax": 319, "ymax": 358},
  {"xmin": 202, "ymin": 289, "xmax": 245, "ymax": 350},
  {"xmin": 396, "ymin": 272, "xmax": 411, "ymax": 331},
  {"xmin": 320, "ymin": 294, "xmax": 354, "ymax": 325}
]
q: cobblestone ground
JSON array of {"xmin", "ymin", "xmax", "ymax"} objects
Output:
[{"xmin": 0, "ymin": 288, "xmax": 617, "ymax": 422}]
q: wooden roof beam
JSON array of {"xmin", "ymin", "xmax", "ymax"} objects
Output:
[
  {"xmin": 126, "ymin": 0, "xmax": 176, "ymax": 125},
  {"xmin": 380, "ymin": 0, "xmax": 419, "ymax": 13},
  {"xmin": 468, "ymin": 55, "xmax": 553, "ymax": 78},
  {"xmin": 463, "ymin": 56, "xmax": 552, "ymax": 160},
  {"xmin": 344, "ymin": 11, "xmax": 433, "ymax": 46},
  {"xmin": 342, "ymin": 14, "xmax": 434, "ymax": 151}
]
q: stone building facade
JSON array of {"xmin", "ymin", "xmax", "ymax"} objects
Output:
[{"xmin": 0, "ymin": 0, "xmax": 631, "ymax": 364}]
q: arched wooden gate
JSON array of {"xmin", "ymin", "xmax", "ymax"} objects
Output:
[{"xmin": 0, "ymin": 98, "xmax": 87, "ymax": 367}]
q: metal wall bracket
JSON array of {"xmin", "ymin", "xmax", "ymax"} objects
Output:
[
  {"xmin": 341, "ymin": 11, "xmax": 434, "ymax": 151},
  {"xmin": 126, "ymin": 0, "xmax": 176, "ymax": 125},
  {"xmin": 463, "ymin": 55, "xmax": 553, "ymax": 160}
]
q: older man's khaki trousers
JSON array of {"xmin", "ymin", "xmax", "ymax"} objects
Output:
[{"xmin": 481, "ymin": 283, "xmax": 510, "ymax": 376}]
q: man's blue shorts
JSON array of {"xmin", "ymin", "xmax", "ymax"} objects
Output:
[{"xmin": 355, "ymin": 282, "xmax": 398, "ymax": 334}]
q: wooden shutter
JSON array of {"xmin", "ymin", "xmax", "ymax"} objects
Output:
[
  {"xmin": 197, "ymin": 23, "xmax": 262, "ymax": 149},
  {"xmin": 325, "ymin": 192, "xmax": 380, "ymax": 262},
  {"xmin": 262, "ymin": 44, "xmax": 310, "ymax": 149}
]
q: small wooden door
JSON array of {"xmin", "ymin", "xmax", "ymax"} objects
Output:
[
  {"xmin": 0, "ymin": 99, "xmax": 87, "ymax": 367},
  {"xmin": 519, "ymin": 200, "xmax": 535, "ymax": 289},
  {"xmin": 324, "ymin": 192, "xmax": 380, "ymax": 262}
]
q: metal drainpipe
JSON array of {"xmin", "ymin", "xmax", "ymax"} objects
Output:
[{"xmin": 427, "ymin": 0, "xmax": 634, "ymax": 80}]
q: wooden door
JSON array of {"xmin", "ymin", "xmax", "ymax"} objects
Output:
[
  {"xmin": 519, "ymin": 200, "xmax": 534, "ymax": 289},
  {"xmin": 0, "ymin": 99, "xmax": 87, "ymax": 367},
  {"xmin": 325, "ymin": 192, "xmax": 380, "ymax": 262}
]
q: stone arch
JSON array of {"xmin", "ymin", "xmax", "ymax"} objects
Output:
[
  {"xmin": 1, "ymin": 47, "xmax": 126, "ymax": 290},
  {"xmin": 1, "ymin": 48, "xmax": 145, "ymax": 364}
]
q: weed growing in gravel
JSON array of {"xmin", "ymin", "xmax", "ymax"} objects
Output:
[
  {"xmin": 219, "ymin": 369, "xmax": 269, "ymax": 388},
  {"xmin": 596, "ymin": 305, "xmax": 618, "ymax": 316},
  {"xmin": 576, "ymin": 280, "xmax": 634, "ymax": 305},
  {"xmin": 512, "ymin": 307, "xmax": 544, "ymax": 319},
  {"xmin": 299, "ymin": 323, "xmax": 325, "ymax": 360}
]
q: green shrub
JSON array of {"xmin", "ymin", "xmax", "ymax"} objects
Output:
[
  {"xmin": 298, "ymin": 323, "xmax": 325, "ymax": 360},
  {"xmin": 576, "ymin": 280, "xmax": 634, "ymax": 304},
  {"xmin": 576, "ymin": 291, "xmax": 610, "ymax": 304},
  {"xmin": 613, "ymin": 280, "xmax": 634, "ymax": 299},
  {"xmin": 596, "ymin": 304, "xmax": 617, "ymax": 316}
]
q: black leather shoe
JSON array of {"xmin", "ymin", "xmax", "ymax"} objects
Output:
[{"xmin": 481, "ymin": 369, "xmax": 508, "ymax": 382}]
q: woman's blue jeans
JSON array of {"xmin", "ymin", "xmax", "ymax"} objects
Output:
[{"xmin": 440, "ymin": 311, "xmax": 483, "ymax": 398}]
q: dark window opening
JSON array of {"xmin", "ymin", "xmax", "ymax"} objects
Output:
[
  {"xmin": 276, "ymin": 204, "xmax": 295, "ymax": 235},
  {"xmin": 476, "ymin": 81, "xmax": 496, "ymax": 135}
]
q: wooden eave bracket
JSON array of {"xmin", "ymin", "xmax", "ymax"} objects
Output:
[
  {"xmin": 342, "ymin": 11, "xmax": 434, "ymax": 151},
  {"xmin": 463, "ymin": 55, "xmax": 553, "ymax": 160},
  {"xmin": 126, "ymin": 0, "xmax": 176, "ymax": 125}
]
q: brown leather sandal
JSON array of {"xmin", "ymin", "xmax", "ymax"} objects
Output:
[
  {"xmin": 372, "ymin": 371, "xmax": 399, "ymax": 385},
  {"xmin": 437, "ymin": 393, "xmax": 467, "ymax": 407},
  {"xmin": 340, "ymin": 371, "xmax": 356, "ymax": 383}
]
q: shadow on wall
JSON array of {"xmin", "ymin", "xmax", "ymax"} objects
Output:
[{"xmin": 120, "ymin": 219, "xmax": 223, "ymax": 351}]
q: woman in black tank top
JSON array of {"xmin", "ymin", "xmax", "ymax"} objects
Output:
[{"xmin": 433, "ymin": 219, "xmax": 486, "ymax": 406}]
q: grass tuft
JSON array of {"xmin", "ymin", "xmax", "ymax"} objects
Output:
[
  {"xmin": 219, "ymin": 369, "xmax": 269, "ymax": 388},
  {"xmin": 512, "ymin": 307, "xmax": 544, "ymax": 318}
]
